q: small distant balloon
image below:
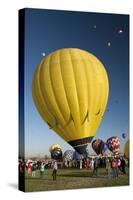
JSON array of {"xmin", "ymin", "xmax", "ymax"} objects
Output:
[
  {"xmin": 42, "ymin": 52, "xmax": 46, "ymax": 56},
  {"xmin": 122, "ymin": 133, "xmax": 127, "ymax": 139},
  {"xmin": 118, "ymin": 29, "xmax": 123, "ymax": 34},
  {"xmin": 107, "ymin": 42, "xmax": 111, "ymax": 47}
]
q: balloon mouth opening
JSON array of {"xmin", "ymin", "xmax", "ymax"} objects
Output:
[{"xmin": 68, "ymin": 136, "xmax": 93, "ymax": 154}]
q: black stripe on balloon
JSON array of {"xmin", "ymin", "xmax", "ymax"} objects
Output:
[
  {"xmin": 95, "ymin": 109, "xmax": 101, "ymax": 115},
  {"xmin": 68, "ymin": 136, "xmax": 93, "ymax": 146},
  {"xmin": 63, "ymin": 113, "xmax": 74, "ymax": 128},
  {"xmin": 82, "ymin": 110, "xmax": 89, "ymax": 125},
  {"xmin": 68, "ymin": 136, "xmax": 93, "ymax": 154}
]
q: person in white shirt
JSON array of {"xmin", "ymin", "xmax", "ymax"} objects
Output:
[
  {"xmin": 90, "ymin": 158, "xmax": 94, "ymax": 170},
  {"xmin": 80, "ymin": 159, "xmax": 83, "ymax": 169}
]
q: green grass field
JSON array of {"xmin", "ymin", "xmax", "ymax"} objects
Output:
[{"xmin": 25, "ymin": 168, "xmax": 129, "ymax": 192}]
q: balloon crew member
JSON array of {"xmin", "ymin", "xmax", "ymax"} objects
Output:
[
  {"xmin": 105, "ymin": 158, "xmax": 111, "ymax": 178},
  {"xmin": 121, "ymin": 157, "xmax": 126, "ymax": 174},
  {"xmin": 19, "ymin": 160, "xmax": 23, "ymax": 177},
  {"xmin": 52, "ymin": 161, "xmax": 58, "ymax": 181},
  {"xmin": 40, "ymin": 162, "xmax": 45, "ymax": 178},
  {"xmin": 92, "ymin": 158, "xmax": 99, "ymax": 177},
  {"xmin": 117, "ymin": 158, "xmax": 121, "ymax": 174},
  {"xmin": 111, "ymin": 159, "xmax": 118, "ymax": 178},
  {"xmin": 27, "ymin": 162, "xmax": 32, "ymax": 176},
  {"xmin": 31, "ymin": 163, "xmax": 36, "ymax": 177},
  {"xmin": 80, "ymin": 159, "xmax": 83, "ymax": 169},
  {"xmin": 115, "ymin": 159, "xmax": 119, "ymax": 178},
  {"xmin": 90, "ymin": 158, "xmax": 94, "ymax": 170}
]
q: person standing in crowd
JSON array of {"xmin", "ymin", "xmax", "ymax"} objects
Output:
[
  {"xmin": 80, "ymin": 159, "xmax": 83, "ymax": 169},
  {"xmin": 27, "ymin": 162, "xmax": 32, "ymax": 176},
  {"xmin": 52, "ymin": 161, "xmax": 58, "ymax": 181},
  {"xmin": 121, "ymin": 157, "xmax": 126, "ymax": 174},
  {"xmin": 117, "ymin": 158, "xmax": 121, "ymax": 174},
  {"xmin": 115, "ymin": 158, "xmax": 119, "ymax": 177},
  {"xmin": 90, "ymin": 158, "xmax": 94, "ymax": 170},
  {"xmin": 19, "ymin": 160, "xmax": 24, "ymax": 177},
  {"xmin": 111, "ymin": 159, "xmax": 118, "ymax": 178},
  {"xmin": 92, "ymin": 158, "xmax": 99, "ymax": 177},
  {"xmin": 40, "ymin": 162, "xmax": 45, "ymax": 178},
  {"xmin": 105, "ymin": 157, "xmax": 111, "ymax": 178},
  {"xmin": 31, "ymin": 163, "xmax": 36, "ymax": 177},
  {"xmin": 111, "ymin": 159, "xmax": 116, "ymax": 178}
]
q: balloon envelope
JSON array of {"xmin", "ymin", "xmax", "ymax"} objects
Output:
[
  {"xmin": 82, "ymin": 149, "xmax": 89, "ymax": 159},
  {"xmin": 51, "ymin": 148, "xmax": 62, "ymax": 160},
  {"xmin": 106, "ymin": 136, "xmax": 120, "ymax": 154},
  {"xmin": 122, "ymin": 133, "xmax": 127, "ymax": 139},
  {"xmin": 49, "ymin": 144, "xmax": 61, "ymax": 153},
  {"xmin": 64, "ymin": 150, "xmax": 74, "ymax": 161},
  {"xmin": 32, "ymin": 48, "xmax": 109, "ymax": 154},
  {"xmin": 73, "ymin": 151, "xmax": 83, "ymax": 160},
  {"xmin": 92, "ymin": 139, "xmax": 107, "ymax": 155}
]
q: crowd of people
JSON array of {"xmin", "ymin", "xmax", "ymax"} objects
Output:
[
  {"xmin": 90, "ymin": 156, "xmax": 128, "ymax": 178},
  {"xmin": 19, "ymin": 159, "xmax": 58, "ymax": 180},
  {"xmin": 19, "ymin": 156, "xmax": 129, "ymax": 181}
]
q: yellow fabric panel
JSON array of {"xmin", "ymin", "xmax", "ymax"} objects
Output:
[
  {"xmin": 59, "ymin": 49, "xmax": 82, "ymax": 139},
  {"xmin": 32, "ymin": 48, "xmax": 109, "ymax": 142},
  {"xmin": 32, "ymin": 60, "xmax": 70, "ymax": 141},
  {"xmin": 32, "ymin": 64, "xmax": 55, "ymax": 125}
]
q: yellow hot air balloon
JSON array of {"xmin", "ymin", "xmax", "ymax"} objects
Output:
[
  {"xmin": 32, "ymin": 48, "xmax": 109, "ymax": 154},
  {"xmin": 124, "ymin": 139, "xmax": 129, "ymax": 158}
]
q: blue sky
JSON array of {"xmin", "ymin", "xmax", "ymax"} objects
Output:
[{"xmin": 20, "ymin": 8, "xmax": 129, "ymax": 157}]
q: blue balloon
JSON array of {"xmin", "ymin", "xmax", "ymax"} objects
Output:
[{"xmin": 122, "ymin": 133, "xmax": 127, "ymax": 139}]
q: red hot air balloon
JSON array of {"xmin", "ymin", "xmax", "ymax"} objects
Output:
[{"xmin": 106, "ymin": 136, "xmax": 120, "ymax": 154}]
